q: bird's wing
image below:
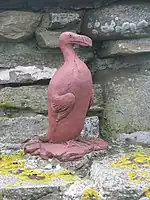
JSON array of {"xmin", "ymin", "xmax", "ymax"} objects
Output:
[{"xmin": 51, "ymin": 93, "xmax": 76, "ymax": 122}]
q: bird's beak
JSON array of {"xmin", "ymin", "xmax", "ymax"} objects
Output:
[{"xmin": 71, "ymin": 34, "xmax": 92, "ymax": 47}]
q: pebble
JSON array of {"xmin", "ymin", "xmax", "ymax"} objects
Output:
[{"xmin": 44, "ymin": 164, "xmax": 52, "ymax": 170}]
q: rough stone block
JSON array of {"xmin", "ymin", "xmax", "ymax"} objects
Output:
[
  {"xmin": 0, "ymin": 11, "xmax": 41, "ymax": 42},
  {"xmin": 41, "ymin": 12, "xmax": 81, "ymax": 30},
  {"xmin": 35, "ymin": 30, "xmax": 62, "ymax": 48},
  {"xmin": 90, "ymin": 145, "xmax": 150, "ymax": 200},
  {"xmin": 81, "ymin": 4, "xmax": 150, "ymax": 40},
  {"xmin": 118, "ymin": 132, "xmax": 150, "ymax": 146},
  {"xmin": 0, "ymin": 115, "xmax": 99, "ymax": 144},
  {"xmin": 0, "ymin": 41, "xmax": 94, "ymax": 70},
  {"xmin": 0, "ymin": 84, "xmax": 103, "ymax": 114},
  {"xmin": 95, "ymin": 68, "xmax": 150, "ymax": 136},
  {"xmin": 93, "ymin": 53, "xmax": 150, "ymax": 71},
  {"xmin": 30, "ymin": 0, "xmax": 117, "ymax": 10},
  {"xmin": 99, "ymin": 38, "xmax": 150, "ymax": 57},
  {"xmin": 0, "ymin": 66, "xmax": 57, "ymax": 85},
  {"xmin": 0, "ymin": 137, "xmax": 149, "ymax": 200},
  {"xmin": 0, "ymin": 42, "xmax": 63, "ymax": 69}
]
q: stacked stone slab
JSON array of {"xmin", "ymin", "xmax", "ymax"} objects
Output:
[
  {"xmin": 0, "ymin": 1, "xmax": 150, "ymax": 200},
  {"xmin": 81, "ymin": 3, "xmax": 150, "ymax": 138}
]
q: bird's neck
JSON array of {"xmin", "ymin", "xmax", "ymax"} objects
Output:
[{"xmin": 59, "ymin": 43, "xmax": 77, "ymax": 63}]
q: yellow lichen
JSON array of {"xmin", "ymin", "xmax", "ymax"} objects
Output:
[
  {"xmin": 81, "ymin": 187, "xmax": 102, "ymax": 200},
  {"xmin": 0, "ymin": 101, "xmax": 14, "ymax": 109},
  {"xmin": 112, "ymin": 149, "xmax": 150, "ymax": 186},
  {"xmin": 0, "ymin": 150, "xmax": 78, "ymax": 186},
  {"xmin": 127, "ymin": 170, "xmax": 148, "ymax": 184},
  {"xmin": 143, "ymin": 188, "xmax": 150, "ymax": 197}
]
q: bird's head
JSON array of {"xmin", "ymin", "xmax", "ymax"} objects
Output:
[{"xmin": 59, "ymin": 32, "xmax": 92, "ymax": 47}]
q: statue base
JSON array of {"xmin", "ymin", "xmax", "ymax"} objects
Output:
[{"xmin": 24, "ymin": 137, "xmax": 108, "ymax": 161}]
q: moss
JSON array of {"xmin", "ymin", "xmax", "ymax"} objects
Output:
[
  {"xmin": 0, "ymin": 192, "xmax": 3, "ymax": 200},
  {"xmin": 0, "ymin": 101, "xmax": 14, "ymax": 109},
  {"xmin": 0, "ymin": 116, "xmax": 9, "ymax": 120},
  {"xmin": 81, "ymin": 187, "xmax": 103, "ymax": 200},
  {"xmin": 0, "ymin": 150, "xmax": 79, "ymax": 187}
]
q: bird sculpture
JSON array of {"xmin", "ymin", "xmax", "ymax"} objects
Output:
[{"xmin": 24, "ymin": 32, "xmax": 108, "ymax": 161}]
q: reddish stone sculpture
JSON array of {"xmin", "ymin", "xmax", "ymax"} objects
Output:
[{"xmin": 24, "ymin": 32, "xmax": 108, "ymax": 161}]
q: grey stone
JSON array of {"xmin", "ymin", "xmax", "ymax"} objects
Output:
[
  {"xmin": 0, "ymin": 115, "xmax": 48, "ymax": 144},
  {"xmin": 36, "ymin": 30, "xmax": 75, "ymax": 48},
  {"xmin": 118, "ymin": 132, "xmax": 150, "ymax": 146},
  {"xmin": 99, "ymin": 38, "xmax": 150, "ymax": 57},
  {"xmin": 74, "ymin": 46, "xmax": 94, "ymax": 65},
  {"xmin": 95, "ymin": 68, "xmax": 150, "ymax": 137},
  {"xmin": 0, "ymin": 84, "xmax": 103, "ymax": 114},
  {"xmin": 2, "ymin": 187, "xmax": 63, "ymax": 200},
  {"xmin": 0, "ymin": 85, "xmax": 48, "ymax": 114},
  {"xmin": 92, "ymin": 84, "xmax": 103, "ymax": 107},
  {"xmin": 0, "ymin": 0, "xmax": 118, "ymax": 11},
  {"xmin": 0, "ymin": 66, "xmax": 57, "ymax": 85},
  {"xmin": 93, "ymin": 53, "xmax": 150, "ymax": 71},
  {"xmin": 0, "ymin": 42, "xmax": 63, "ymax": 69},
  {"xmin": 81, "ymin": 4, "xmax": 150, "ymax": 40},
  {"xmin": 41, "ymin": 12, "xmax": 81, "ymax": 30},
  {"xmin": 64, "ymin": 180, "xmax": 100, "ymax": 199},
  {"xmin": 90, "ymin": 145, "xmax": 150, "ymax": 200},
  {"xmin": 0, "ymin": 11, "xmax": 41, "ymax": 42},
  {"xmin": 38, "ymin": 193, "xmax": 63, "ymax": 200},
  {"xmin": 36, "ymin": 30, "xmax": 61, "ymax": 48},
  {"xmin": 0, "ymin": 41, "xmax": 94, "ymax": 69},
  {"xmin": 0, "ymin": 115, "xmax": 99, "ymax": 143}
]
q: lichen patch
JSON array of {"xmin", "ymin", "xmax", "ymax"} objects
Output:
[
  {"xmin": 112, "ymin": 149, "xmax": 150, "ymax": 197},
  {"xmin": 81, "ymin": 187, "xmax": 103, "ymax": 200},
  {"xmin": 0, "ymin": 150, "xmax": 79, "ymax": 188}
]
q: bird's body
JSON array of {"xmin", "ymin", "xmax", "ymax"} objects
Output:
[
  {"xmin": 47, "ymin": 55, "xmax": 93, "ymax": 142},
  {"xmin": 24, "ymin": 32, "xmax": 108, "ymax": 161}
]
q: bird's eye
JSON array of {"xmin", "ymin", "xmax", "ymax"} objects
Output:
[{"xmin": 69, "ymin": 34, "xmax": 72, "ymax": 37}]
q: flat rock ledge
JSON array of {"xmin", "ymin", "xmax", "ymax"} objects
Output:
[
  {"xmin": 0, "ymin": 66, "xmax": 57, "ymax": 85},
  {"xmin": 99, "ymin": 38, "xmax": 150, "ymax": 58},
  {"xmin": 0, "ymin": 84, "xmax": 103, "ymax": 115},
  {"xmin": 0, "ymin": 141, "xmax": 149, "ymax": 200},
  {"xmin": 0, "ymin": 115, "xmax": 100, "ymax": 144}
]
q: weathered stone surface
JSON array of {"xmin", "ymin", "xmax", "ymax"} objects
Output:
[
  {"xmin": 0, "ymin": 115, "xmax": 48, "ymax": 144},
  {"xmin": 95, "ymin": 68, "xmax": 150, "ymax": 136},
  {"xmin": 81, "ymin": 4, "xmax": 150, "ymax": 40},
  {"xmin": 99, "ymin": 38, "xmax": 150, "ymax": 57},
  {"xmin": 0, "ymin": 115, "xmax": 99, "ymax": 143},
  {"xmin": 41, "ymin": 12, "xmax": 81, "ymax": 30},
  {"xmin": 0, "ymin": 150, "xmax": 79, "ymax": 199},
  {"xmin": 0, "ymin": 66, "xmax": 57, "ymax": 85},
  {"xmin": 0, "ymin": 11, "xmax": 41, "ymax": 42},
  {"xmin": 93, "ymin": 53, "xmax": 150, "ymax": 71},
  {"xmin": 90, "ymin": 145, "xmax": 150, "ymax": 200},
  {"xmin": 0, "ymin": 0, "xmax": 118, "ymax": 11},
  {"xmin": 0, "ymin": 42, "xmax": 94, "ymax": 69},
  {"xmin": 0, "ymin": 42, "xmax": 63, "ymax": 69},
  {"xmin": 1, "ymin": 140, "xmax": 149, "ymax": 200},
  {"xmin": 36, "ymin": 30, "xmax": 75, "ymax": 48},
  {"xmin": 36, "ymin": 31, "xmax": 61, "ymax": 48},
  {"xmin": 0, "ymin": 84, "xmax": 103, "ymax": 114},
  {"xmin": 2, "ymin": 188, "xmax": 63, "ymax": 200},
  {"xmin": 118, "ymin": 132, "xmax": 150, "ymax": 146}
]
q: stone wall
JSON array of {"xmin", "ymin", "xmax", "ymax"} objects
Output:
[{"xmin": 0, "ymin": 0, "xmax": 150, "ymax": 139}]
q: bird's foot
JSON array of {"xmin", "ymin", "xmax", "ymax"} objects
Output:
[{"xmin": 23, "ymin": 137, "xmax": 108, "ymax": 162}]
